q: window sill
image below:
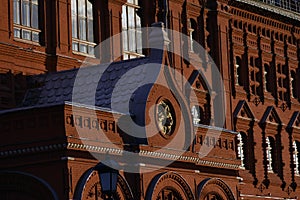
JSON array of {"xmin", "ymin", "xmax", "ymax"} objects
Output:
[
  {"xmin": 13, "ymin": 38, "xmax": 41, "ymax": 46},
  {"xmin": 72, "ymin": 51, "xmax": 96, "ymax": 58}
]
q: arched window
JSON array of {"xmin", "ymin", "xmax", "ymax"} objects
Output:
[
  {"xmin": 293, "ymin": 141, "xmax": 300, "ymax": 175},
  {"xmin": 266, "ymin": 136, "xmax": 276, "ymax": 172},
  {"xmin": 13, "ymin": 0, "xmax": 40, "ymax": 42},
  {"xmin": 122, "ymin": 0, "xmax": 143, "ymax": 60},
  {"xmin": 191, "ymin": 105, "xmax": 202, "ymax": 125},
  {"xmin": 71, "ymin": 0, "xmax": 95, "ymax": 55}
]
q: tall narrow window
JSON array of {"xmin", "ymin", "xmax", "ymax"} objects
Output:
[
  {"xmin": 191, "ymin": 105, "xmax": 201, "ymax": 125},
  {"xmin": 249, "ymin": 57, "xmax": 261, "ymax": 96},
  {"xmin": 266, "ymin": 136, "xmax": 276, "ymax": 172},
  {"xmin": 264, "ymin": 64, "xmax": 271, "ymax": 92},
  {"xmin": 293, "ymin": 141, "xmax": 299, "ymax": 175},
  {"xmin": 277, "ymin": 64, "xmax": 288, "ymax": 101},
  {"xmin": 237, "ymin": 132, "xmax": 245, "ymax": 168},
  {"xmin": 122, "ymin": 0, "xmax": 143, "ymax": 60},
  {"xmin": 237, "ymin": 132, "xmax": 249, "ymax": 169},
  {"xmin": 235, "ymin": 56, "xmax": 243, "ymax": 86},
  {"xmin": 72, "ymin": 0, "xmax": 95, "ymax": 55},
  {"xmin": 291, "ymin": 70, "xmax": 298, "ymax": 99},
  {"xmin": 189, "ymin": 19, "xmax": 198, "ymax": 52},
  {"xmin": 13, "ymin": 0, "xmax": 40, "ymax": 42}
]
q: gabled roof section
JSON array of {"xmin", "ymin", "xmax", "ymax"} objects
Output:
[
  {"xmin": 22, "ymin": 57, "xmax": 152, "ymax": 113},
  {"xmin": 188, "ymin": 70, "xmax": 208, "ymax": 91},
  {"xmin": 233, "ymin": 100, "xmax": 255, "ymax": 120},
  {"xmin": 260, "ymin": 106, "xmax": 282, "ymax": 125},
  {"xmin": 288, "ymin": 111, "xmax": 300, "ymax": 129}
]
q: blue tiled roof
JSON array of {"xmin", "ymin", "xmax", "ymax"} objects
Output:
[{"xmin": 22, "ymin": 57, "xmax": 154, "ymax": 114}]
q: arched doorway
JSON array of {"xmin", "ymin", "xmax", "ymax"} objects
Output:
[
  {"xmin": 74, "ymin": 168, "xmax": 133, "ymax": 200},
  {"xmin": 198, "ymin": 178, "xmax": 235, "ymax": 200},
  {"xmin": 146, "ymin": 172, "xmax": 195, "ymax": 200},
  {"xmin": 0, "ymin": 171, "xmax": 58, "ymax": 200}
]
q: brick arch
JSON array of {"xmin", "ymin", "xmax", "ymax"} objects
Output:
[
  {"xmin": 74, "ymin": 168, "xmax": 133, "ymax": 200},
  {"xmin": 0, "ymin": 171, "xmax": 58, "ymax": 200},
  {"xmin": 146, "ymin": 172, "xmax": 195, "ymax": 200},
  {"xmin": 198, "ymin": 178, "xmax": 235, "ymax": 200}
]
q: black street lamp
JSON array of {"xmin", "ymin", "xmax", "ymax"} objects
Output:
[{"xmin": 94, "ymin": 160, "xmax": 119, "ymax": 200}]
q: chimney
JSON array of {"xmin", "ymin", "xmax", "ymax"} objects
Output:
[{"xmin": 148, "ymin": 22, "xmax": 170, "ymax": 62}]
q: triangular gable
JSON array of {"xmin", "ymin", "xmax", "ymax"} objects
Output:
[
  {"xmin": 188, "ymin": 70, "xmax": 208, "ymax": 91},
  {"xmin": 233, "ymin": 100, "xmax": 255, "ymax": 120},
  {"xmin": 260, "ymin": 106, "xmax": 281, "ymax": 125},
  {"xmin": 288, "ymin": 111, "xmax": 300, "ymax": 129}
]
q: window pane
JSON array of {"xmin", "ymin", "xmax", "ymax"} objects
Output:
[
  {"xmin": 136, "ymin": 14, "xmax": 141, "ymax": 28},
  {"xmin": 127, "ymin": 6, "xmax": 135, "ymax": 28},
  {"xmin": 88, "ymin": 45, "xmax": 94, "ymax": 55},
  {"xmin": 71, "ymin": 0, "xmax": 77, "ymax": 15},
  {"xmin": 13, "ymin": 0, "xmax": 20, "ymax": 24},
  {"xmin": 72, "ymin": 42, "xmax": 79, "ymax": 51},
  {"xmin": 22, "ymin": 1, "xmax": 30, "ymax": 26},
  {"xmin": 32, "ymin": 31, "xmax": 39, "ymax": 42},
  {"xmin": 22, "ymin": 29, "xmax": 31, "ymax": 40},
  {"xmin": 128, "ymin": 0, "xmax": 134, "ymax": 4},
  {"xmin": 79, "ymin": 43, "xmax": 87, "ymax": 53},
  {"xmin": 87, "ymin": 0, "xmax": 93, "ymax": 19},
  {"xmin": 136, "ymin": 30, "xmax": 142, "ymax": 54},
  {"xmin": 31, "ymin": 4, "xmax": 39, "ymax": 29},
  {"xmin": 78, "ymin": 0, "xmax": 86, "ymax": 16},
  {"xmin": 122, "ymin": 30, "xmax": 128, "ymax": 51},
  {"xmin": 128, "ymin": 29, "xmax": 136, "ymax": 52},
  {"xmin": 32, "ymin": 0, "xmax": 38, "ymax": 4},
  {"xmin": 88, "ymin": 19, "xmax": 93, "ymax": 42},
  {"xmin": 72, "ymin": 15, "xmax": 78, "ymax": 38},
  {"xmin": 79, "ymin": 18, "xmax": 86, "ymax": 40},
  {"xmin": 122, "ymin": 6, "xmax": 127, "ymax": 29},
  {"xmin": 14, "ymin": 28, "xmax": 21, "ymax": 38}
]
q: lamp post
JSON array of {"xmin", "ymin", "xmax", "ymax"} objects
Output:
[{"xmin": 94, "ymin": 160, "xmax": 119, "ymax": 200}]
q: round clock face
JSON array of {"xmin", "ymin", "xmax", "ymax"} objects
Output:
[{"xmin": 156, "ymin": 100, "xmax": 175, "ymax": 136}]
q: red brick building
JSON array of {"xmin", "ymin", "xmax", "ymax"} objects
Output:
[{"xmin": 0, "ymin": 0, "xmax": 300, "ymax": 199}]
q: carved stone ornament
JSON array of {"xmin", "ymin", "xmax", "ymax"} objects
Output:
[{"xmin": 156, "ymin": 100, "xmax": 175, "ymax": 136}]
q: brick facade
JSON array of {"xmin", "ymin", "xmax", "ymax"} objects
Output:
[{"xmin": 0, "ymin": 0, "xmax": 300, "ymax": 199}]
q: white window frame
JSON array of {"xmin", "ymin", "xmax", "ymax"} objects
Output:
[
  {"xmin": 191, "ymin": 106, "xmax": 201, "ymax": 125},
  {"xmin": 237, "ymin": 133, "xmax": 245, "ymax": 169},
  {"xmin": 293, "ymin": 141, "xmax": 299, "ymax": 175},
  {"xmin": 122, "ymin": 0, "xmax": 143, "ymax": 60},
  {"xmin": 266, "ymin": 137, "xmax": 273, "ymax": 172},
  {"xmin": 71, "ymin": 0, "xmax": 96, "ymax": 56},
  {"xmin": 13, "ymin": 0, "xmax": 40, "ymax": 43}
]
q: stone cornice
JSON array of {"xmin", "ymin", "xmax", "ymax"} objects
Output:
[
  {"xmin": 0, "ymin": 141, "xmax": 240, "ymax": 169},
  {"xmin": 0, "ymin": 143, "xmax": 67, "ymax": 158},
  {"xmin": 66, "ymin": 142, "xmax": 240, "ymax": 169},
  {"xmin": 232, "ymin": 0, "xmax": 300, "ymax": 21}
]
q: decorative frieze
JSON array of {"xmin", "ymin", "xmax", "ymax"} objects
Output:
[
  {"xmin": 64, "ymin": 143, "xmax": 240, "ymax": 169},
  {"xmin": 195, "ymin": 134, "xmax": 234, "ymax": 150},
  {"xmin": 66, "ymin": 114, "xmax": 117, "ymax": 134}
]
